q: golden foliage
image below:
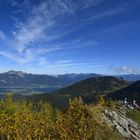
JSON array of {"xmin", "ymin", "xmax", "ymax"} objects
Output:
[
  {"xmin": 56, "ymin": 98, "xmax": 95, "ymax": 140},
  {"xmin": 0, "ymin": 95, "xmax": 123, "ymax": 140},
  {"xmin": 98, "ymin": 96, "xmax": 106, "ymax": 106}
]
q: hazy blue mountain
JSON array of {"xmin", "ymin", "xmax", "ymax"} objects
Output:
[
  {"xmin": 1, "ymin": 70, "xmax": 140, "ymax": 88},
  {"xmin": 0, "ymin": 70, "xmax": 101, "ymax": 94},
  {"xmin": 0, "ymin": 70, "xmax": 101, "ymax": 86},
  {"xmin": 1, "ymin": 70, "xmax": 140, "ymax": 95}
]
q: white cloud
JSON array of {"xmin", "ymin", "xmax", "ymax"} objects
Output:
[
  {"xmin": 0, "ymin": 51, "xmax": 33, "ymax": 64},
  {"xmin": 47, "ymin": 59, "xmax": 105, "ymax": 69},
  {"xmin": 38, "ymin": 60, "xmax": 106, "ymax": 74},
  {"xmin": 10, "ymin": 0, "xmax": 119, "ymax": 53},
  {"xmin": 0, "ymin": 46, "xmax": 61, "ymax": 64},
  {"xmin": 0, "ymin": 0, "xmax": 129, "ymax": 66},
  {"xmin": 85, "ymin": 4, "xmax": 128, "ymax": 23},
  {"xmin": 0, "ymin": 0, "xmax": 71, "ymax": 63},
  {"xmin": 10, "ymin": 0, "xmax": 77, "ymax": 53},
  {"xmin": 109, "ymin": 66, "xmax": 140, "ymax": 74}
]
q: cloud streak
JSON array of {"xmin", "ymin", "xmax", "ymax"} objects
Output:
[{"xmin": 0, "ymin": 0, "xmax": 130, "ymax": 66}]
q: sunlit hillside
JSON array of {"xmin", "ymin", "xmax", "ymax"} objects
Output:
[{"xmin": 0, "ymin": 95, "xmax": 126, "ymax": 140}]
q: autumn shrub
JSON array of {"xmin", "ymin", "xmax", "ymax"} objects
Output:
[
  {"xmin": 56, "ymin": 98, "xmax": 95, "ymax": 140},
  {"xmin": 0, "ymin": 95, "xmax": 124, "ymax": 140},
  {"xmin": 0, "ymin": 95, "xmax": 56, "ymax": 139},
  {"xmin": 98, "ymin": 96, "xmax": 106, "ymax": 106}
]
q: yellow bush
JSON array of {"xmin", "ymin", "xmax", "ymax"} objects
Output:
[
  {"xmin": 0, "ymin": 95, "xmax": 124, "ymax": 140},
  {"xmin": 0, "ymin": 95, "xmax": 56, "ymax": 140},
  {"xmin": 56, "ymin": 98, "xmax": 95, "ymax": 140},
  {"xmin": 98, "ymin": 96, "xmax": 105, "ymax": 106}
]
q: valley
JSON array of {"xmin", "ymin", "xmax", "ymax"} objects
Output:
[{"xmin": 0, "ymin": 85, "xmax": 61, "ymax": 95}]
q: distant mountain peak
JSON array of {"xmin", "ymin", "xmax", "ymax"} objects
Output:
[
  {"xmin": 6, "ymin": 70, "xmax": 26, "ymax": 77},
  {"xmin": 6, "ymin": 70, "xmax": 24, "ymax": 74}
]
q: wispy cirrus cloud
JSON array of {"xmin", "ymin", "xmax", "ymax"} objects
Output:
[
  {"xmin": 33, "ymin": 59, "xmax": 106, "ymax": 74},
  {"xmin": 0, "ymin": 0, "xmax": 130, "ymax": 65},
  {"xmin": 0, "ymin": 0, "xmax": 72, "ymax": 63},
  {"xmin": 85, "ymin": 6, "xmax": 127, "ymax": 23},
  {"xmin": 48, "ymin": 59, "xmax": 105, "ymax": 68}
]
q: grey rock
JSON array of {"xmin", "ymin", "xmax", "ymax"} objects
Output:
[{"xmin": 102, "ymin": 110, "xmax": 140, "ymax": 140}]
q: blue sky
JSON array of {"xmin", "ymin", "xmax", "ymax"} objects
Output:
[{"xmin": 0, "ymin": 0, "xmax": 140, "ymax": 74}]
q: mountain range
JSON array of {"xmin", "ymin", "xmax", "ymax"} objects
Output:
[
  {"xmin": 0, "ymin": 70, "xmax": 102, "ymax": 86},
  {"xmin": 0, "ymin": 70, "xmax": 101, "ymax": 94},
  {"xmin": 0, "ymin": 70, "xmax": 140, "ymax": 107},
  {"xmin": 26, "ymin": 76, "xmax": 140, "ymax": 108},
  {"xmin": 0, "ymin": 70, "xmax": 140, "ymax": 88}
]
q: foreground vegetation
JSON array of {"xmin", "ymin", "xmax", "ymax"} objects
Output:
[
  {"xmin": 127, "ymin": 110, "xmax": 140, "ymax": 124},
  {"xmin": 0, "ymin": 95, "xmax": 124, "ymax": 140}
]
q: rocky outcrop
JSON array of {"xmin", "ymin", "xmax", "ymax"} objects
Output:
[{"xmin": 102, "ymin": 110, "xmax": 140, "ymax": 140}]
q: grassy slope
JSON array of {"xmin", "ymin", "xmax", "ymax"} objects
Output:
[
  {"xmin": 107, "ymin": 80, "xmax": 140, "ymax": 103},
  {"xmin": 127, "ymin": 110, "xmax": 140, "ymax": 124}
]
